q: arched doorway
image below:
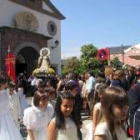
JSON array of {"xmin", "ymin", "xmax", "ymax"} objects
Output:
[{"xmin": 16, "ymin": 47, "xmax": 39, "ymax": 76}]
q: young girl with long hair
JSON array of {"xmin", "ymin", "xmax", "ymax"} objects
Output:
[
  {"xmin": 0, "ymin": 71, "xmax": 23, "ymax": 140},
  {"xmin": 47, "ymin": 91, "xmax": 82, "ymax": 140},
  {"xmin": 84, "ymin": 84, "xmax": 108, "ymax": 140},
  {"xmin": 94, "ymin": 87, "xmax": 129, "ymax": 140},
  {"xmin": 92, "ymin": 84, "xmax": 108, "ymax": 133},
  {"xmin": 65, "ymin": 82, "xmax": 82, "ymax": 127}
]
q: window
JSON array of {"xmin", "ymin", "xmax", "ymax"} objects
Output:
[{"xmin": 47, "ymin": 21, "xmax": 57, "ymax": 36}]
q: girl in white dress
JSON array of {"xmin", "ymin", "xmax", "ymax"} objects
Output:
[
  {"xmin": 8, "ymin": 81, "xmax": 21, "ymax": 129},
  {"xmin": 17, "ymin": 81, "xmax": 28, "ymax": 117},
  {"xmin": 23, "ymin": 89, "xmax": 54, "ymax": 140},
  {"xmin": 85, "ymin": 84, "xmax": 108, "ymax": 140},
  {"xmin": 0, "ymin": 71, "xmax": 23, "ymax": 140},
  {"xmin": 94, "ymin": 87, "xmax": 130, "ymax": 140},
  {"xmin": 47, "ymin": 91, "xmax": 82, "ymax": 140}
]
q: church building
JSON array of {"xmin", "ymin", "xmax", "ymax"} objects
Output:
[{"xmin": 0, "ymin": 0, "xmax": 65, "ymax": 75}]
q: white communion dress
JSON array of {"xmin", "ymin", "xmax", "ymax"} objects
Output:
[
  {"xmin": 84, "ymin": 102, "xmax": 102, "ymax": 140},
  {"xmin": 0, "ymin": 89, "xmax": 23, "ymax": 140},
  {"xmin": 23, "ymin": 105, "xmax": 54, "ymax": 140},
  {"xmin": 17, "ymin": 88, "xmax": 28, "ymax": 116},
  {"xmin": 8, "ymin": 90, "xmax": 21, "ymax": 129},
  {"xmin": 94, "ymin": 122, "xmax": 130, "ymax": 140},
  {"xmin": 52, "ymin": 117, "xmax": 79, "ymax": 140}
]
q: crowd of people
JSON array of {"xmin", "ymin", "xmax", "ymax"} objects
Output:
[{"xmin": 0, "ymin": 65, "xmax": 140, "ymax": 140}]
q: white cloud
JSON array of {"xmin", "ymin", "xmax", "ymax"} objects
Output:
[
  {"xmin": 62, "ymin": 51, "xmax": 81, "ymax": 58},
  {"xmin": 61, "ymin": 53, "xmax": 81, "ymax": 59},
  {"xmin": 61, "ymin": 47, "xmax": 81, "ymax": 59},
  {"xmin": 63, "ymin": 47, "xmax": 81, "ymax": 51}
]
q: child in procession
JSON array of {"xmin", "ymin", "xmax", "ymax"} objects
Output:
[
  {"xmin": 0, "ymin": 71, "xmax": 23, "ymax": 140},
  {"xmin": 84, "ymin": 84, "xmax": 108, "ymax": 140},
  {"xmin": 47, "ymin": 91, "xmax": 82, "ymax": 140},
  {"xmin": 23, "ymin": 89, "xmax": 54, "ymax": 140},
  {"xmin": 8, "ymin": 81, "xmax": 21, "ymax": 129},
  {"xmin": 17, "ymin": 81, "xmax": 28, "ymax": 117},
  {"xmin": 94, "ymin": 87, "xmax": 130, "ymax": 140}
]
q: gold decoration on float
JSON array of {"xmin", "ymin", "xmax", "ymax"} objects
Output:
[{"xmin": 15, "ymin": 11, "xmax": 39, "ymax": 32}]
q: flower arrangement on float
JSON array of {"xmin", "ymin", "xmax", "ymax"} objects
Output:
[
  {"xmin": 32, "ymin": 67, "xmax": 55, "ymax": 76},
  {"xmin": 32, "ymin": 48, "xmax": 55, "ymax": 77}
]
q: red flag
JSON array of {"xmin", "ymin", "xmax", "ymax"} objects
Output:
[{"xmin": 5, "ymin": 53, "xmax": 16, "ymax": 82}]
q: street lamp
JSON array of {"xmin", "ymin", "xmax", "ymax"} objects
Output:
[{"xmin": 51, "ymin": 40, "xmax": 59, "ymax": 50}]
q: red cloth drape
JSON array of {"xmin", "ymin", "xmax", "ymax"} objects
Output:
[{"xmin": 5, "ymin": 53, "xmax": 16, "ymax": 82}]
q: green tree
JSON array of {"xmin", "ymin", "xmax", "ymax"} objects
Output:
[
  {"xmin": 111, "ymin": 57, "xmax": 122, "ymax": 69},
  {"xmin": 80, "ymin": 44, "xmax": 101, "ymax": 73},
  {"xmin": 62, "ymin": 57, "xmax": 80, "ymax": 74}
]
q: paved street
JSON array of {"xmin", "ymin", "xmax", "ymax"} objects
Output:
[{"xmin": 20, "ymin": 97, "xmax": 91, "ymax": 140}]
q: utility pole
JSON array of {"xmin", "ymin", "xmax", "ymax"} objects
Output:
[
  {"xmin": 121, "ymin": 44, "xmax": 124, "ymax": 64},
  {"xmin": 107, "ymin": 47, "xmax": 110, "ymax": 66}
]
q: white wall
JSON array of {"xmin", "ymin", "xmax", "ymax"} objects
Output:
[{"xmin": 0, "ymin": 0, "xmax": 62, "ymax": 74}]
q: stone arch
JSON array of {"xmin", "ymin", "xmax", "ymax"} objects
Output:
[
  {"xmin": 14, "ymin": 42, "xmax": 40, "ymax": 56},
  {"xmin": 14, "ymin": 42, "xmax": 40, "ymax": 75}
]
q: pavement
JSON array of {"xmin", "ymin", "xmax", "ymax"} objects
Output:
[{"xmin": 20, "ymin": 97, "xmax": 91, "ymax": 140}]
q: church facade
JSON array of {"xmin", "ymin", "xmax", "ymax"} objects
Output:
[{"xmin": 0, "ymin": 0, "xmax": 65, "ymax": 75}]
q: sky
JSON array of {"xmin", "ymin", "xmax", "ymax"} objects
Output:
[{"xmin": 51, "ymin": 0, "xmax": 140, "ymax": 59}]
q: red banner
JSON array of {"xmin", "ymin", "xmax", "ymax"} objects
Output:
[{"xmin": 5, "ymin": 53, "xmax": 16, "ymax": 82}]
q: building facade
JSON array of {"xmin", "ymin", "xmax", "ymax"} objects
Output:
[
  {"xmin": 109, "ymin": 44, "xmax": 140, "ymax": 67},
  {"xmin": 0, "ymin": 0, "xmax": 65, "ymax": 75}
]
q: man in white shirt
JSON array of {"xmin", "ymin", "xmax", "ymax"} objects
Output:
[{"xmin": 85, "ymin": 71, "xmax": 96, "ymax": 116}]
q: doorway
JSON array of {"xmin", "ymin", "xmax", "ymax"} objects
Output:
[{"xmin": 16, "ymin": 47, "xmax": 39, "ymax": 76}]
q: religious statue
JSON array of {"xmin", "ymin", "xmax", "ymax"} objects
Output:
[
  {"xmin": 37, "ymin": 48, "xmax": 50, "ymax": 73},
  {"xmin": 32, "ymin": 48, "xmax": 55, "ymax": 76}
]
